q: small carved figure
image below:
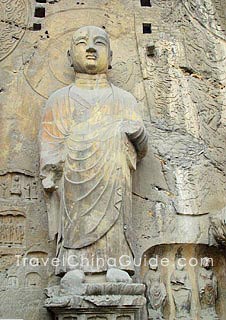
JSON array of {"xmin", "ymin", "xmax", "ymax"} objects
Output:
[
  {"xmin": 144, "ymin": 260, "xmax": 166, "ymax": 320},
  {"xmin": 23, "ymin": 183, "xmax": 31, "ymax": 199},
  {"xmin": 10, "ymin": 175, "xmax": 22, "ymax": 198},
  {"xmin": 0, "ymin": 181, "xmax": 8, "ymax": 198},
  {"xmin": 198, "ymin": 257, "xmax": 218, "ymax": 320},
  {"xmin": 30, "ymin": 181, "xmax": 38, "ymax": 199},
  {"xmin": 170, "ymin": 253, "xmax": 191, "ymax": 320}
]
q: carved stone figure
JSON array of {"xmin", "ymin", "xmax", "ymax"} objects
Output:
[
  {"xmin": 10, "ymin": 175, "xmax": 22, "ymax": 198},
  {"xmin": 170, "ymin": 254, "xmax": 191, "ymax": 320},
  {"xmin": 23, "ymin": 183, "xmax": 31, "ymax": 199},
  {"xmin": 0, "ymin": 181, "xmax": 7, "ymax": 198},
  {"xmin": 144, "ymin": 261, "xmax": 166, "ymax": 320},
  {"xmin": 40, "ymin": 26, "xmax": 147, "ymax": 279},
  {"xmin": 30, "ymin": 181, "xmax": 38, "ymax": 200},
  {"xmin": 198, "ymin": 257, "xmax": 218, "ymax": 320}
]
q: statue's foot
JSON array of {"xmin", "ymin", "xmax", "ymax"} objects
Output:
[
  {"xmin": 106, "ymin": 268, "xmax": 133, "ymax": 283},
  {"xmin": 60, "ymin": 269, "xmax": 86, "ymax": 295}
]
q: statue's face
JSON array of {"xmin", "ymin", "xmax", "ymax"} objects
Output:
[
  {"xmin": 149, "ymin": 261, "xmax": 158, "ymax": 271},
  {"xmin": 202, "ymin": 257, "xmax": 212, "ymax": 269},
  {"xmin": 176, "ymin": 260, "xmax": 184, "ymax": 271},
  {"xmin": 70, "ymin": 26, "xmax": 112, "ymax": 75}
]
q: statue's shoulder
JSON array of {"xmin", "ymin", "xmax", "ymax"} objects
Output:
[
  {"xmin": 111, "ymin": 84, "xmax": 137, "ymax": 105},
  {"xmin": 47, "ymin": 85, "xmax": 71, "ymax": 103},
  {"xmin": 44, "ymin": 85, "xmax": 71, "ymax": 114}
]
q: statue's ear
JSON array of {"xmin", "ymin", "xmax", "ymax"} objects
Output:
[
  {"xmin": 108, "ymin": 50, "xmax": 113, "ymax": 69},
  {"xmin": 67, "ymin": 49, "xmax": 74, "ymax": 68}
]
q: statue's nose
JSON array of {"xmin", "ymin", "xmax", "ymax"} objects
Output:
[{"xmin": 86, "ymin": 46, "xmax": 96, "ymax": 53}]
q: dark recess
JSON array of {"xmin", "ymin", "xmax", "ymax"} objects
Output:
[
  {"xmin": 33, "ymin": 23, "xmax": 42, "ymax": 31},
  {"xmin": 35, "ymin": 7, "xmax": 45, "ymax": 18},
  {"xmin": 141, "ymin": 0, "xmax": 151, "ymax": 7},
  {"xmin": 143, "ymin": 23, "xmax": 152, "ymax": 34}
]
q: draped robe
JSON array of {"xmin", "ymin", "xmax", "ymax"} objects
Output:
[{"xmin": 40, "ymin": 83, "xmax": 147, "ymax": 274}]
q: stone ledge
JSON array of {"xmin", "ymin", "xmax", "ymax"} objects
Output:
[{"xmin": 45, "ymin": 283, "xmax": 146, "ymax": 320}]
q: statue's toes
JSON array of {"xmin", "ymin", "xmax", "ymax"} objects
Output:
[{"xmin": 106, "ymin": 268, "xmax": 133, "ymax": 283}]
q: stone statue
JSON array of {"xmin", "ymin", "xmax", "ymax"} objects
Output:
[
  {"xmin": 0, "ymin": 181, "xmax": 7, "ymax": 198},
  {"xmin": 170, "ymin": 254, "xmax": 191, "ymax": 320},
  {"xmin": 10, "ymin": 175, "xmax": 22, "ymax": 198},
  {"xmin": 30, "ymin": 181, "xmax": 38, "ymax": 200},
  {"xmin": 144, "ymin": 260, "xmax": 166, "ymax": 320},
  {"xmin": 198, "ymin": 257, "xmax": 218, "ymax": 320},
  {"xmin": 24, "ymin": 183, "xmax": 31, "ymax": 199},
  {"xmin": 40, "ymin": 26, "xmax": 148, "ymax": 280}
]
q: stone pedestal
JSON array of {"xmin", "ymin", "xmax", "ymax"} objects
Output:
[{"xmin": 45, "ymin": 283, "xmax": 146, "ymax": 320}]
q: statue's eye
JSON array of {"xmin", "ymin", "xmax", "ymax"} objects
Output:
[
  {"xmin": 76, "ymin": 40, "xmax": 86, "ymax": 45},
  {"xmin": 95, "ymin": 41, "xmax": 105, "ymax": 46}
]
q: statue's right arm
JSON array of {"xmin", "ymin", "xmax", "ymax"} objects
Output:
[
  {"xmin": 41, "ymin": 163, "xmax": 64, "ymax": 193},
  {"xmin": 40, "ymin": 90, "xmax": 70, "ymax": 192}
]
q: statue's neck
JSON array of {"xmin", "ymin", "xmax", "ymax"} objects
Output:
[{"xmin": 74, "ymin": 73, "xmax": 110, "ymax": 89}]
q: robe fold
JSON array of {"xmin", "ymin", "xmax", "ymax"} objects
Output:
[{"xmin": 40, "ymin": 84, "xmax": 147, "ymax": 274}]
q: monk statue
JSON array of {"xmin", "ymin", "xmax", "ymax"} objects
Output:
[
  {"xmin": 198, "ymin": 257, "xmax": 218, "ymax": 320},
  {"xmin": 40, "ymin": 26, "xmax": 148, "ymax": 282},
  {"xmin": 144, "ymin": 260, "xmax": 166, "ymax": 320},
  {"xmin": 170, "ymin": 253, "xmax": 192, "ymax": 320}
]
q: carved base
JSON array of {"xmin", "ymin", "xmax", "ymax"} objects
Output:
[{"xmin": 45, "ymin": 283, "xmax": 146, "ymax": 320}]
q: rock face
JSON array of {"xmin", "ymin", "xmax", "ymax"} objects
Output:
[{"xmin": 0, "ymin": 0, "xmax": 226, "ymax": 319}]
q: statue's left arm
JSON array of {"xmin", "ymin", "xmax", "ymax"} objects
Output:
[{"xmin": 126, "ymin": 124, "xmax": 148, "ymax": 161}]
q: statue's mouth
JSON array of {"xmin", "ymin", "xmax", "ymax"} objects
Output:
[{"xmin": 86, "ymin": 54, "xmax": 96, "ymax": 60}]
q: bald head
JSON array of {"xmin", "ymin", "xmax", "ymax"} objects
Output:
[
  {"xmin": 72, "ymin": 26, "xmax": 110, "ymax": 46},
  {"xmin": 69, "ymin": 26, "xmax": 112, "ymax": 75}
]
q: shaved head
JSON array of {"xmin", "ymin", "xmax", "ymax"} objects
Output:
[
  {"xmin": 72, "ymin": 26, "xmax": 110, "ymax": 47},
  {"xmin": 69, "ymin": 26, "xmax": 112, "ymax": 75}
]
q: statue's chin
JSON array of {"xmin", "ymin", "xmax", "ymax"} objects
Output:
[
  {"xmin": 84, "ymin": 64, "xmax": 101, "ymax": 75},
  {"xmin": 75, "ymin": 62, "xmax": 107, "ymax": 75}
]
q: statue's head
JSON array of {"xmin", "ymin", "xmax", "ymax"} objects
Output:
[
  {"xmin": 201, "ymin": 257, "xmax": 213, "ymax": 269},
  {"xmin": 148, "ymin": 256, "xmax": 158, "ymax": 271},
  {"xmin": 175, "ymin": 258, "xmax": 185, "ymax": 271},
  {"xmin": 68, "ymin": 26, "xmax": 112, "ymax": 75}
]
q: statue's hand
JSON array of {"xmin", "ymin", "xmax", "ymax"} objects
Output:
[
  {"xmin": 120, "ymin": 120, "xmax": 148, "ymax": 159},
  {"xmin": 120, "ymin": 120, "xmax": 142, "ymax": 137},
  {"xmin": 41, "ymin": 162, "xmax": 63, "ymax": 193},
  {"xmin": 42, "ymin": 174, "xmax": 56, "ymax": 193}
]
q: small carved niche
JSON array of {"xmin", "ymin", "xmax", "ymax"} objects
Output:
[
  {"xmin": 34, "ymin": 7, "xmax": 45, "ymax": 18},
  {"xmin": 143, "ymin": 23, "xmax": 152, "ymax": 34},
  {"xmin": 25, "ymin": 272, "xmax": 42, "ymax": 287},
  {"xmin": 26, "ymin": 250, "xmax": 48, "ymax": 266},
  {"xmin": 140, "ymin": 0, "xmax": 152, "ymax": 7},
  {"xmin": 33, "ymin": 23, "xmax": 42, "ymax": 31},
  {"xmin": 7, "ymin": 275, "xmax": 19, "ymax": 288},
  {"xmin": 0, "ymin": 210, "xmax": 25, "ymax": 246},
  {"xmin": 0, "ymin": 173, "xmax": 38, "ymax": 201}
]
